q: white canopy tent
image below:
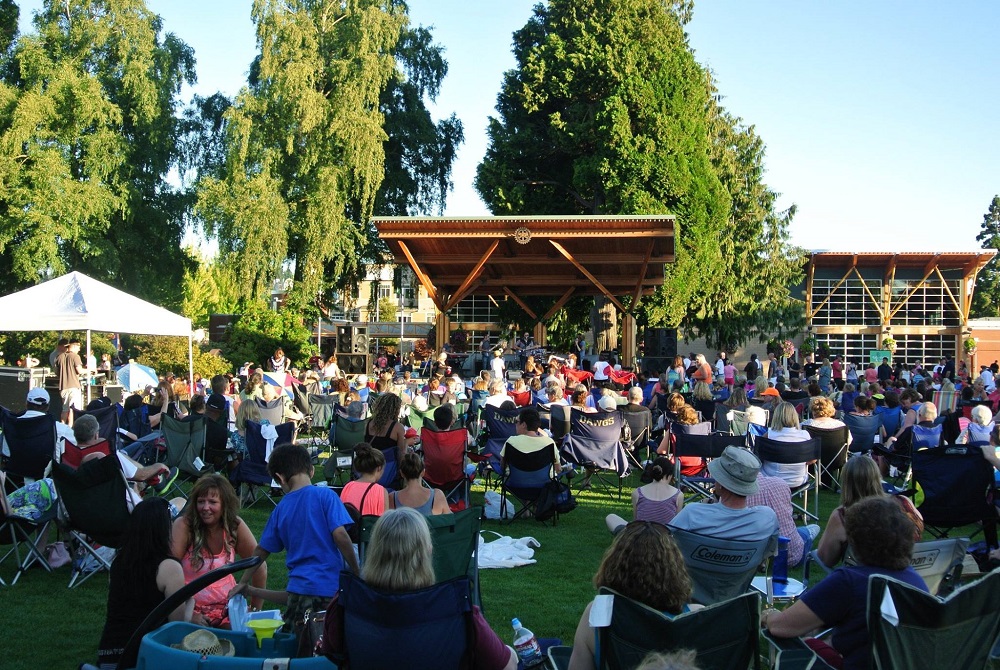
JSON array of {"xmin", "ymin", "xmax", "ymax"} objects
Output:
[{"xmin": 0, "ymin": 271, "xmax": 194, "ymax": 398}]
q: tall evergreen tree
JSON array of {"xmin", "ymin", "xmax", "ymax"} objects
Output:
[
  {"xmin": 971, "ymin": 195, "xmax": 1000, "ymax": 318},
  {"xmin": 0, "ymin": 0, "xmax": 196, "ymax": 304},
  {"xmin": 476, "ymin": 0, "xmax": 800, "ymax": 350}
]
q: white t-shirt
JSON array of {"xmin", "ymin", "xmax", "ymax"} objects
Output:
[
  {"xmin": 490, "ymin": 356, "xmax": 505, "ymax": 379},
  {"xmin": 592, "ymin": 361, "xmax": 611, "ymax": 380}
]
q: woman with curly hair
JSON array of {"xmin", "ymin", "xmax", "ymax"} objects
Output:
[
  {"xmin": 171, "ymin": 474, "xmax": 267, "ymax": 626},
  {"xmin": 568, "ymin": 521, "xmax": 697, "ymax": 670},
  {"xmin": 764, "ymin": 496, "xmax": 927, "ymax": 669},
  {"xmin": 364, "ymin": 392, "xmax": 406, "ymax": 463}
]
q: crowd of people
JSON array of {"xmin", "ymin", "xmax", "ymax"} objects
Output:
[{"xmin": 11, "ymin": 334, "xmax": 1000, "ymax": 670}]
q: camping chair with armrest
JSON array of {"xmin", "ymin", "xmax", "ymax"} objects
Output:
[
  {"xmin": 0, "ymin": 409, "xmax": 57, "ymax": 488},
  {"xmin": 323, "ymin": 414, "xmax": 370, "ymax": 484},
  {"xmin": 877, "ymin": 405, "xmax": 904, "ymax": 438},
  {"xmin": 71, "ymin": 404, "xmax": 120, "ymax": 448},
  {"xmin": 253, "ymin": 397, "xmax": 285, "ymax": 426},
  {"xmin": 906, "ymin": 444, "xmax": 997, "ymax": 547},
  {"xmin": 667, "ymin": 420, "xmax": 713, "ymax": 484},
  {"xmin": 308, "ymin": 393, "xmax": 338, "ymax": 435},
  {"xmin": 560, "ymin": 408, "xmax": 631, "ymax": 499},
  {"xmin": 803, "ymin": 424, "xmax": 850, "ymax": 491},
  {"xmin": 0, "ymin": 470, "xmax": 56, "ymax": 585},
  {"xmin": 667, "ymin": 524, "xmax": 777, "ymax": 606},
  {"xmin": 159, "ymin": 415, "xmax": 209, "ymax": 499},
  {"xmin": 60, "ymin": 438, "xmax": 111, "ymax": 469},
  {"xmin": 119, "ymin": 404, "xmax": 153, "ymax": 442},
  {"xmin": 230, "ymin": 419, "xmax": 295, "ymax": 508},
  {"xmin": 420, "ymin": 427, "xmax": 471, "ymax": 509},
  {"xmin": 548, "ymin": 403, "xmax": 572, "ymax": 446},
  {"xmin": 427, "ymin": 506, "xmax": 483, "ymax": 609},
  {"xmin": 465, "ymin": 389, "xmax": 489, "ymax": 437},
  {"xmin": 843, "ymin": 412, "xmax": 882, "ymax": 455},
  {"xmin": 500, "ymin": 436, "xmax": 561, "ymax": 524},
  {"xmin": 508, "ymin": 390, "xmax": 532, "ymax": 407},
  {"xmin": 51, "ymin": 454, "xmax": 131, "ymax": 588},
  {"xmin": 479, "ymin": 405, "xmax": 521, "ymax": 486},
  {"xmin": 406, "ymin": 405, "xmax": 435, "ymax": 434},
  {"xmin": 547, "ymin": 588, "xmax": 761, "ymax": 670},
  {"xmin": 620, "ymin": 407, "xmax": 654, "ymax": 470},
  {"xmin": 714, "ymin": 403, "xmax": 732, "ymax": 434},
  {"xmin": 669, "ymin": 431, "xmax": 744, "ymax": 502},
  {"xmin": 754, "ymin": 436, "xmax": 823, "ymax": 522},
  {"xmin": 327, "ymin": 572, "xmax": 475, "ymax": 670}
]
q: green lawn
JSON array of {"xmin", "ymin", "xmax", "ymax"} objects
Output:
[{"xmin": 0, "ymin": 472, "xmax": 924, "ymax": 669}]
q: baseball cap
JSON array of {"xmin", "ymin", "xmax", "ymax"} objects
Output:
[
  {"xmin": 26, "ymin": 388, "xmax": 50, "ymax": 406},
  {"xmin": 206, "ymin": 394, "xmax": 228, "ymax": 412},
  {"xmin": 598, "ymin": 395, "xmax": 618, "ymax": 411}
]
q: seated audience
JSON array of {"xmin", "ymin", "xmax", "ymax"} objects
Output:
[
  {"xmin": 956, "ymin": 404, "xmax": 994, "ymax": 444},
  {"xmin": 364, "ymin": 393, "xmax": 406, "ymax": 464},
  {"xmin": 761, "ymin": 402, "xmax": 812, "ymax": 488},
  {"xmin": 605, "ymin": 456, "xmax": 682, "ymax": 533}
]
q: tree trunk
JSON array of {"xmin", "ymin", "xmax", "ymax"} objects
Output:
[{"xmin": 590, "ymin": 296, "xmax": 618, "ymax": 353}]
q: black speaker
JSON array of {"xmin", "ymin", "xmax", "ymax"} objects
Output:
[
  {"xmin": 639, "ymin": 357, "xmax": 673, "ymax": 376},
  {"xmin": 337, "ymin": 326, "xmax": 369, "ymax": 354},
  {"xmin": 644, "ymin": 328, "xmax": 677, "ymax": 359},
  {"xmin": 337, "ymin": 354, "xmax": 369, "ymax": 375}
]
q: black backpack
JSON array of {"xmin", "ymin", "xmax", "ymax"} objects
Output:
[{"xmin": 344, "ymin": 483, "xmax": 376, "ymax": 543}]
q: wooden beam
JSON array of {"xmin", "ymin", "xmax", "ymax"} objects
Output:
[
  {"xmin": 631, "ymin": 240, "xmax": 656, "ymax": 313},
  {"xmin": 549, "ymin": 240, "xmax": 628, "ymax": 313},
  {"xmin": 542, "ymin": 287, "xmax": 576, "ymax": 321},
  {"xmin": 809, "ymin": 266, "xmax": 854, "ymax": 320},
  {"xmin": 887, "ymin": 266, "xmax": 938, "ymax": 320},
  {"xmin": 503, "ymin": 287, "xmax": 538, "ymax": 320},
  {"xmin": 805, "ymin": 257, "xmax": 815, "ymax": 325},
  {"xmin": 397, "ymin": 240, "xmax": 442, "ymax": 311},
  {"xmin": 431, "ymin": 276, "xmax": 665, "ymax": 288},
  {"xmin": 850, "ymin": 267, "xmax": 884, "ymax": 321},
  {"xmin": 923, "ymin": 253, "xmax": 941, "ymax": 277},
  {"xmin": 381, "ymin": 229, "xmax": 673, "ymax": 239},
  {"xmin": 933, "ymin": 266, "xmax": 964, "ymax": 319},
  {"xmin": 442, "ymin": 240, "xmax": 499, "ymax": 312}
]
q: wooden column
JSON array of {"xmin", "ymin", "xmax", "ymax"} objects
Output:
[
  {"xmin": 435, "ymin": 312, "xmax": 450, "ymax": 352},
  {"xmin": 533, "ymin": 322, "xmax": 547, "ymax": 348},
  {"xmin": 621, "ymin": 313, "xmax": 636, "ymax": 369}
]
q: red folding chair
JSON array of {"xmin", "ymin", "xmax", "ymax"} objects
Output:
[
  {"xmin": 60, "ymin": 439, "xmax": 111, "ymax": 470},
  {"xmin": 421, "ymin": 427, "xmax": 471, "ymax": 510},
  {"xmin": 508, "ymin": 390, "xmax": 532, "ymax": 407}
]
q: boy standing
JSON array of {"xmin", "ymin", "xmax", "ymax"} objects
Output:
[{"xmin": 232, "ymin": 444, "xmax": 359, "ymax": 633}]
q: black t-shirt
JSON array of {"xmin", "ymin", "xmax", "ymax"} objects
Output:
[
  {"xmin": 877, "ymin": 363, "xmax": 893, "ymax": 381},
  {"xmin": 803, "ymin": 362, "xmax": 820, "ymax": 378}
]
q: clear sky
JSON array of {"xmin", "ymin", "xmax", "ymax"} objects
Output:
[{"xmin": 16, "ymin": 1, "xmax": 1000, "ymax": 253}]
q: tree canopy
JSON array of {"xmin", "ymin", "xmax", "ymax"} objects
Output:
[
  {"xmin": 971, "ymin": 195, "xmax": 1000, "ymax": 318},
  {"xmin": 475, "ymin": 0, "xmax": 801, "ymax": 351},
  {"xmin": 195, "ymin": 0, "xmax": 462, "ymax": 313},
  {"xmin": 0, "ymin": 0, "xmax": 197, "ymax": 306}
]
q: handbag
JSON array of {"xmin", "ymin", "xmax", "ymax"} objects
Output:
[
  {"xmin": 298, "ymin": 607, "xmax": 326, "ymax": 657},
  {"xmin": 45, "ymin": 541, "xmax": 71, "ymax": 569}
]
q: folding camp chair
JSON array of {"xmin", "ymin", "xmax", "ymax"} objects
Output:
[
  {"xmin": 868, "ymin": 569, "xmax": 1000, "ymax": 670},
  {"xmin": 329, "ymin": 572, "xmax": 475, "ymax": 670},
  {"xmin": 406, "ymin": 406, "xmax": 435, "ymax": 433},
  {"xmin": 803, "ymin": 424, "xmax": 850, "ymax": 491},
  {"xmin": 51, "ymin": 454, "xmax": 131, "ymax": 588},
  {"xmin": 548, "ymin": 588, "xmax": 761, "ymax": 670},
  {"xmin": 548, "ymin": 403, "xmax": 571, "ymax": 445},
  {"xmin": 669, "ymin": 432, "xmax": 744, "ymax": 502},
  {"xmin": 159, "ymin": 414, "xmax": 209, "ymax": 498},
  {"xmin": 508, "ymin": 390, "xmax": 532, "ymax": 407},
  {"xmin": 465, "ymin": 389, "xmax": 488, "ymax": 437},
  {"xmin": 421, "ymin": 427, "xmax": 471, "ymax": 508},
  {"xmin": 667, "ymin": 525, "xmax": 777, "ymax": 605},
  {"xmin": 843, "ymin": 413, "xmax": 882, "ymax": 454},
  {"xmin": 427, "ymin": 506, "xmax": 483, "ymax": 608},
  {"xmin": 0, "ymin": 470, "xmax": 56, "ymax": 585},
  {"xmin": 876, "ymin": 405, "xmax": 904, "ymax": 438},
  {"xmin": 230, "ymin": 420, "xmax": 295, "ymax": 507},
  {"xmin": 0, "ymin": 409, "xmax": 57, "ymax": 488},
  {"xmin": 308, "ymin": 393, "xmax": 338, "ymax": 434},
  {"xmin": 479, "ymin": 405, "xmax": 520, "ymax": 483},
  {"xmin": 728, "ymin": 408, "xmax": 768, "ymax": 440},
  {"xmin": 620, "ymin": 407, "xmax": 654, "ymax": 470},
  {"xmin": 754, "ymin": 436, "xmax": 822, "ymax": 522},
  {"xmin": 500, "ymin": 437, "xmax": 561, "ymax": 524},
  {"xmin": 323, "ymin": 415, "xmax": 369, "ymax": 484},
  {"xmin": 71, "ymin": 404, "xmax": 120, "ymax": 447},
  {"xmin": 560, "ymin": 408, "xmax": 631, "ymax": 499},
  {"xmin": 908, "ymin": 445, "xmax": 997, "ymax": 546},
  {"xmin": 253, "ymin": 397, "xmax": 285, "ymax": 426},
  {"xmin": 668, "ymin": 420, "xmax": 713, "ymax": 484}
]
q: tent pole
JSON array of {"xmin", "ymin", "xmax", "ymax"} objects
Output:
[
  {"xmin": 86, "ymin": 330, "xmax": 92, "ymax": 404},
  {"xmin": 188, "ymin": 333, "xmax": 195, "ymax": 397}
]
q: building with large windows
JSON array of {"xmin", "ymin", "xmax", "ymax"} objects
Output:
[{"xmin": 801, "ymin": 252, "xmax": 994, "ymax": 365}]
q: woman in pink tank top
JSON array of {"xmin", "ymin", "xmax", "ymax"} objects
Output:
[
  {"xmin": 171, "ymin": 474, "xmax": 267, "ymax": 627},
  {"xmin": 605, "ymin": 456, "xmax": 683, "ymax": 533}
]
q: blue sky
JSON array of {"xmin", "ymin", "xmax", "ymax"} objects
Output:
[{"xmin": 16, "ymin": 1, "xmax": 1000, "ymax": 252}]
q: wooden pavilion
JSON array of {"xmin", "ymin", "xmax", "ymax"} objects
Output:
[{"xmin": 372, "ymin": 215, "xmax": 676, "ymax": 362}]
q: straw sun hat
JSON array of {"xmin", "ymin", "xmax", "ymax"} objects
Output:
[{"xmin": 171, "ymin": 629, "xmax": 236, "ymax": 657}]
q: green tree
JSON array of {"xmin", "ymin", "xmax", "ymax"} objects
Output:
[
  {"xmin": 180, "ymin": 251, "xmax": 242, "ymax": 328},
  {"xmin": 476, "ymin": 0, "xmax": 730, "ymax": 344},
  {"xmin": 972, "ymin": 195, "xmax": 1000, "ymax": 318},
  {"xmin": 196, "ymin": 0, "xmax": 461, "ymax": 314},
  {"xmin": 0, "ymin": 0, "xmax": 196, "ymax": 304}
]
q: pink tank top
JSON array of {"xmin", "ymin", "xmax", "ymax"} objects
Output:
[
  {"xmin": 635, "ymin": 488, "xmax": 681, "ymax": 526},
  {"xmin": 182, "ymin": 530, "xmax": 236, "ymax": 623},
  {"xmin": 341, "ymin": 481, "xmax": 387, "ymax": 516}
]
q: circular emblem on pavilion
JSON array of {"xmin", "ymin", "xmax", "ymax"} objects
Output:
[{"xmin": 513, "ymin": 226, "xmax": 532, "ymax": 244}]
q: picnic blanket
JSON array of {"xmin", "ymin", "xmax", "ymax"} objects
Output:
[{"xmin": 478, "ymin": 531, "xmax": 540, "ymax": 569}]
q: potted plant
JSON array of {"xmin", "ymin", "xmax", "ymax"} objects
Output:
[
  {"xmin": 800, "ymin": 336, "xmax": 816, "ymax": 357},
  {"xmin": 964, "ymin": 336, "xmax": 978, "ymax": 355},
  {"xmin": 781, "ymin": 339, "xmax": 796, "ymax": 359},
  {"xmin": 881, "ymin": 336, "xmax": 897, "ymax": 354}
]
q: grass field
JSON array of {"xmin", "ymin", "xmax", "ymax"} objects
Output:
[{"xmin": 0, "ymin": 471, "xmax": 899, "ymax": 669}]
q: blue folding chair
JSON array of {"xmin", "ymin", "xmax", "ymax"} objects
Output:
[
  {"xmin": 501, "ymin": 438, "xmax": 560, "ymax": 524},
  {"xmin": 560, "ymin": 408, "xmax": 631, "ymax": 498},
  {"xmin": 1, "ymin": 409, "xmax": 57, "ymax": 488},
  {"xmin": 480, "ymin": 405, "xmax": 520, "ymax": 483},
  {"xmin": 230, "ymin": 420, "xmax": 295, "ymax": 507}
]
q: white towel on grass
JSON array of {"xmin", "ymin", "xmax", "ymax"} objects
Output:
[{"xmin": 478, "ymin": 531, "xmax": 540, "ymax": 569}]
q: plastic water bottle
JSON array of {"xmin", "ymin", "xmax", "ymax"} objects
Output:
[
  {"xmin": 773, "ymin": 536, "xmax": 789, "ymax": 584},
  {"xmin": 511, "ymin": 618, "xmax": 544, "ymax": 667}
]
